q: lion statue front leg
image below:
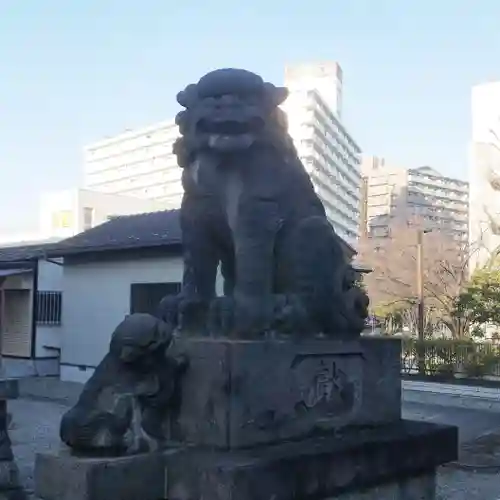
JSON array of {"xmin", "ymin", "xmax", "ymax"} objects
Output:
[
  {"xmin": 222, "ymin": 200, "xmax": 283, "ymax": 336},
  {"xmin": 157, "ymin": 197, "xmax": 223, "ymax": 334}
]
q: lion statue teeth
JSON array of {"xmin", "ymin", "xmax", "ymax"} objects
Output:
[{"xmin": 159, "ymin": 68, "xmax": 368, "ymax": 338}]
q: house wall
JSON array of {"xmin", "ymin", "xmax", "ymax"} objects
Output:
[
  {"xmin": 60, "ymin": 254, "xmax": 185, "ymax": 383},
  {"xmin": 35, "ymin": 259, "xmax": 64, "ymax": 358}
]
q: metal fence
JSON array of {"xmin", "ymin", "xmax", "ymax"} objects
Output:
[{"xmin": 401, "ymin": 338, "xmax": 500, "ymax": 380}]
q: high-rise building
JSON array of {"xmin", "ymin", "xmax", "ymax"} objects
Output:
[
  {"xmin": 361, "ymin": 156, "xmax": 469, "ymax": 241},
  {"xmin": 84, "ymin": 120, "xmax": 183, "ymax": 208},
  {"xmin": 282, "ymin": 62, "xmax": 362, "ymax": 248},
  {"xmin": 469, "ymin": 81, "xmax": 500, "ymax": 270}
]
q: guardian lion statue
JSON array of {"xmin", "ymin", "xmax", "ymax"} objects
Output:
[
  {"xmin": 60, "ymin": 314, "xmax": 187, "ymax": 455},
  {"xmin": 159, "ymin": 68, "xmax": 368, "ymax": 338}
]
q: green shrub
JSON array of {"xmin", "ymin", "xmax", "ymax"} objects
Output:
[{"xmin": 463, "ymin": 351, "xmax": 500, "ymax": 378}]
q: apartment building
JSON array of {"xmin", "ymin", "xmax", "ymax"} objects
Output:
[
  {"xmin": 282, "ymin": 62, "xmax": 362, "ymax": 248},
  {"xmin": 84, "ymin": 120, "xmax": 183, "ymax": 208},
  {"xmin": 361, "ymin": 156, "xmax": 469, "ymax": 241}
]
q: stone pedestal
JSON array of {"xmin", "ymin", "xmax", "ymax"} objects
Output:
[
  {"xmin": 34, "ymin": 337, "xmax": 458, "ymax": 500},
  {"xmin": 165, "ymin": 420, "xmax": 456, "ymax": 500},
  {"xmin": 168, "ymin": 336, "xmax": 401, "ymax": 448},
  {"xmin": 0, "ymin": 380, "xmax": 27, "ymax": 500},
  {"xmin": 35, "ymin": 451, "xmax": 168, "ymax": 500}
]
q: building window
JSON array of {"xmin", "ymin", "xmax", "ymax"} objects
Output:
[
  {"xmin": 36, "ymin": 291, "xmax": 62, "ymax": 326},
  {"xmin": 130, "ymin": 282, "xmax": 181, "ymax": 316},
  {"xmin": 83, "ymin": 207, "xmax": 94, "ymax": 230},
  {"xmin": 51, "ymin": 211, "xmax": 73, "ymax": 230}
]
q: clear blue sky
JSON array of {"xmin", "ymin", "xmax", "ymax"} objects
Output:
[{"xmin": 1, "ymin": 0, "xmax": 499, "ymax": 232}]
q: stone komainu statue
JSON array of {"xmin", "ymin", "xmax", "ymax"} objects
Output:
[
  {"xmin": 59, "ymin": 314, "xmax": 187, "ymax": 455},
  {"xmin": 159, "ymin": 68, "xmax": 368, "ymax": 337}
]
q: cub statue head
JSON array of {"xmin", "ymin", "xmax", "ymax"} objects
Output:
[{"xmin": 173, "ymin": 68, "xmax": 290, "ymax": 167}]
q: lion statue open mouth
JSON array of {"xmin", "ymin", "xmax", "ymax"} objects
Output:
[{"xmin": 160, "ymin": 68, "xmax": 368, "ymax": 338}]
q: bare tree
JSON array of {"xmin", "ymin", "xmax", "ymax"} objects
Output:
[{"xmin": 358, "ymin": 220, "xmax": 473, "ymax": 338}]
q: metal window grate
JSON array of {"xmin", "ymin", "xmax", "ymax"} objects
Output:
[{"xmin": 36, "ymin": 291, "xmax": 62, "ymax": 326}]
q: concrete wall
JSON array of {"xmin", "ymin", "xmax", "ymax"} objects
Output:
[{"xmin": 60, "ymin": 255, "xmax": 184, "ymax": 383}]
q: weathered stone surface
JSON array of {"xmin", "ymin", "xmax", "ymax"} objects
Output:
[
  {"xmin": 333, "ymin": 472, "xmax": 435, "ymax": 499},
  {"xmin": 169, "ymin": 337, "xmax": 364, "ymax": 448},
  {"xmin": 165, "ymin": 420, "xmax": 457, "ymax": 500},
  {"xmin": 35, "ymin": 421, "xmax": 456, "ymax": 500},
  {"xmin": 59, "ymin": 313, "xmax": 187, "ymax": 455},
  {"xmin": 0, "ymin": 490, "xmax": 28, "ymax": 500},
  {"xmin": 0, "ymin": 398, "xmax": 26, "ymax": 499},
  {"xmin": 169, "ymin": 336, "xmax": 401, "ymax": 449},
  {"xmin": 0, "ymin": 432, "xmax": 13, "ymax": 463},
  {"xmin": 0, "ymin": 382, "xmax": 18, "ymax": 401},
  {"xmin": 159, "ymin": 68, "xmax": 369, "ymax": 338},
  {"xmin": 0, "ymin": 461, "xmax": 22, "ymax": 490},
  {"xmin": 357, "ymin": 337, "xmax": 401, "ymax": 426},
  {"xmin": 34, "ymin": 449, "xmax": 169, "ymax": 500}
]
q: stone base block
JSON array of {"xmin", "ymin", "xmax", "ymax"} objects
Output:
[
  {"xmin": 165, "ymin": 420, "xmax": 457, "ymax": 500},
  {"xmin": 0, "ymin": 490, "xmax": 27, "ymax": 500},
  {"xmin": 334, "ymin": 472, "xmax": 435, "ymax": 499},
  {"xmin": 34, "ymin": 450, "xmax": 168, "ymax": 500},
  {"xmin": 0, "ymin": 461, "xmax": 23, "ymax": 491},
  {"xmin": 35, "ymin": 420, "xmax": 457, "ymax": 500},
  {"xmin": 169, "ymin": 336, "xmax": 401, "ymax": 449},
  {"xmin": 0, "ymin": 381, "xmax": 18, "ymax": 401},
  {"xmin": 0, "ymin": 399, "xmax": 26, "ymax": 500}
]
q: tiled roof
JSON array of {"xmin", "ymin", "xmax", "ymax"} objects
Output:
[
  {"xmin": 0, "ymin": 240, "xmax": 60, "ymax": 263},
  {"xmin": 3, "ymin": 209, "xmax": 359, "ymax": 263},
  {"xmin": 47, "ymin": 209, "xmax": 181, "ymax": 257}
]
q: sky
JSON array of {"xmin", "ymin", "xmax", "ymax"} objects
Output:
[{"xmin": 0, "ymin": 0, "xmax": 499, "ymax": 232}]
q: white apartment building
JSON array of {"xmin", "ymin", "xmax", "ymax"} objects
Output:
[
  {"xmin": 361, "ymin": 156, "xmax": 469, "ymax": 241},
  {"xmin": 469, "ymin": 81, "xmax": 500, "ymax": 270},
  {"xmin": 39, "ymin": 188, "xmax": 165, "ymax": 240},
  {"xmin": 84, "ymin": 120, "xmax": 183, "ymax": 208},
  {"xmin": 282, "ymin": 63, "xmax": 362, "ymax": 247}
]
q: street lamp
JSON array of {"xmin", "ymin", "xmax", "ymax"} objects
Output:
[{"xmin": 417, "ymin": 228, "xmax": 431, "ymax": 374}]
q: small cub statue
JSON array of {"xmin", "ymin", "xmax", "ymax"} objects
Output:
[{"xmin": 59, "ymin": 313, "xmax": 187, "ymax": 455}]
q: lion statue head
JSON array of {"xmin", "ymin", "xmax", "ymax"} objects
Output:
[
  {"xmin": 173, "ymin": 68, "xmax": 294, "ymax": 167},
  {"xmin": 109, "ymin": 313, "xmax": 173, "ymax": 369}
]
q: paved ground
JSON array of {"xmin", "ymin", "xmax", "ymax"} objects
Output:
[
  {"xmin": 403, "ymin": 402, "xmax": 500, "ymax": 499},
  {"xmin": 5, "ymin": 397, "xmax": 500, "ymax": 499},
  {"xmin": 9, "ymin": 398, "xmax": 67, "ymax": 497},
  {"xmin": 403, "ymin": 400, "xmax": 500, "ymax": 444}
]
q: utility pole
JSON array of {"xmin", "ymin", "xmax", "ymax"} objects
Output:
[{"xmin": 360, "ymin": 177, "xmax": 368, "ymax": 238}]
